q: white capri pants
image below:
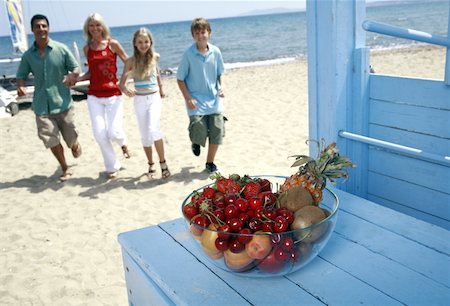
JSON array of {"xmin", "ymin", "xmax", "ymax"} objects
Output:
[
  {"xmin": 87, "ymin": 95, "xmax": 127, "ymax": 173},
  {"xmin": 133, "ymin": 93, "xmax": 163, "ymax": 147}
]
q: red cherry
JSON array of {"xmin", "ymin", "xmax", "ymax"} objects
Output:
[
  {"xmin": 246, "ymin": 209, "xmax": 256, "ymax": 218},
  {"xmin": 261, "ymin": 222, "xmax": 274, "ymax": 233},
  {"xmin": 238, "ymin": 212, "xmax": 250, "ymax": 224},
  {"xmin": 255, "ymin": 206, "xmax": 265, "ymax": 218},
  {"xmin": 275, "ymin": 207, "xmax": 288, "ymax": 215},
  {"xmin": 193, "ymin": 215, "xmax": 209, "ymax": 228},
  {"xmin": 215, "ymin": 238, "xmax": 229, "ymax": 251},
  {"xmin": 224, "ymin": 204, "xmax": 239, "ymax": 219},
  {"xmin": 259, "ymin": 191, "xmax": 278, "ymax": 205},
  {"xmin": 229, "ymin": 218, "xmax": 244, "ymax": 232},
  {"xmin": 273, "ymin": 216, "xmax": 288, "ymax": 233},
  {"xmin": 280, "ymin": 210, "xmax": 295, "ymax": 224},
  {"xmin": 274, "ymin": 247, "xmax": 290, "ymax": 262},
  {"xmin": 249, "ymin": 197, "xmax": 263, "ymax": 210},
  {"xmin": 291, "ymin": 249, "xmax": 300, "ymax": 262},
  {"xmin": 281, "ymin": 237, "xmax": 294, "ymax": 251},
  {"xmin": 229, "ymin": 238, "xmax": 245, "ymax": 253},
  {"xmin": 217, "ymin": 224, "xmax": 231, "ymax": 239},
  {"xmin": 213, "ymin": 209, "xmax": 225, "ymax": 222},
  {"xmin": 237, "ymin": 228, "xmax": 252, "ymax": 244},
  {"xmin": 264, "ymin": 208, "xmax": 277, "ymax": 220},
  {"xmin": 248, "ymin": 217, "xmax": 263, "ymax": 232},
  {"xmin": 224, "ymin": 194, "xmax": 237, "ymax": 205},
  {"xmin": 235, "ymin": 197, "xmax": 249, "ymax": 212}
]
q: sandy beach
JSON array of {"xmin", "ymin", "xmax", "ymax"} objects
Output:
[{"xmin": 0, "ymin": 44, "xmax": 445, "ymax": 305}]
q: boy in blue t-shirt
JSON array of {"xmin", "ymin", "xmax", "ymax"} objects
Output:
[{"xmin": 177, "ymin": 17, "xmax": 225, "ymax": 173}]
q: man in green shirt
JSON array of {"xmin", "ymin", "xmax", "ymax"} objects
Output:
[{"xmin": 16, "ymin": 14, "xmax": 82, "ymax": 181}]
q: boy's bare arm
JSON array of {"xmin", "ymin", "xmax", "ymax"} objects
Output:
[{"xmin": 177, "ymin": 79, "xmax": 196, "ymax": 109}]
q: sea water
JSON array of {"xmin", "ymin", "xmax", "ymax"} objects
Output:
[{"xmin": 0, "ymin": 0, "xmax": 448, "ymax": 77}]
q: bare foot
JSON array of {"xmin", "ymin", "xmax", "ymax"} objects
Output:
[
  {"xmin": 107, "ymin": 171, "xmax": 118, "ymax": 179},
  {"xmin": 71, "ymin": 142, "xmax": 82, "ymax": 158}
]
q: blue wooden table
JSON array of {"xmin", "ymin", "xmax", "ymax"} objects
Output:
[{"xmin": 118, "ymin": 188, "xmax": 450, "ymax": 306}]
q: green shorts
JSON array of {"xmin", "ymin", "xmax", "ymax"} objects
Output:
[
  {"xmin": 188, "ymin": 114, "xmax": 226, "ymax": 147},
  {"xmin": 35, "ymin": 107, "xmax": 79, "ymax": 149}
]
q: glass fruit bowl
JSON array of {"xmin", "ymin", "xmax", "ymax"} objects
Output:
[{"xmin": 181, "ymin": 175, "xmax": 339, "ymax": 277}]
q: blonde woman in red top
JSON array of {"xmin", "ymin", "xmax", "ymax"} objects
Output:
[{"xmin": 78, "ymin": 13, "xmax": 130, "ymax": 179}]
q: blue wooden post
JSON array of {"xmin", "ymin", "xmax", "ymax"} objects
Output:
[
  {"xmin": 446, "ymin": 4, "xmax": 450, "ymax": 85},
  {"xmin": 306, "ymin": 0, "xmax": 368, "ymax": 195}
]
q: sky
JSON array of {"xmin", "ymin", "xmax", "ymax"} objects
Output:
[{"xmin": 1, "ymin": 0, "xmax": 307, "ymax": 37}]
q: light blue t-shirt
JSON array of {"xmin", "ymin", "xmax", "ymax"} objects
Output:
[{"xmin": 177, "ymin": 43, "xmax": 225, "ymax": 116}]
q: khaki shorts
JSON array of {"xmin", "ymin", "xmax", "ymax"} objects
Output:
[
  {"xmin": 36, "ymin": 107, "xmax": 79, "ymax": 148},
  {"xmin": 189, "ymin": 114, "xmax": 226, "ymax": 147}
]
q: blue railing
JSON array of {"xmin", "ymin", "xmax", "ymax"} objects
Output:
[
  {"xmin": 362, "ymin": 21, "xmax": 450, "ymax": 47},
  {"xmin": 362, "ymin": 19, "xmax": 450, "ymax": 85},
  {"xmin": 339, "ymin": 131, "xmax": 450, "ymax": 166}
]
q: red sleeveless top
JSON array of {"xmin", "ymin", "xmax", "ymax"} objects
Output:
[{"xmin": 87, "ymin": 43, "xmax": 121, "ymax": 97}]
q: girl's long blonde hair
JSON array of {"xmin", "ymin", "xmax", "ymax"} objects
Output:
[
  {"xmin": 132, "ymin": 27, "xmax": 157, "ymax": 79},
  {"xmin": 83, "ymin": 13, "xmax": 110, "ymax": 44}
]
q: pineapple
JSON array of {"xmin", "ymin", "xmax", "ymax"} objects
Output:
[{"xmin": 280, "ymin": 139, "xmax": 355, "ymax": 204}]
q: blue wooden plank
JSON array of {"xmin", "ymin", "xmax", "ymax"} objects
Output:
[
  {"xmin": 370, "ymin": 99, "xmax": 450, "ymax": 138},
  {"xmin": 320, "ymin": 235, "xmax": 450, "ymax": 305},
  {"xmin": 332, "ymin": 188, "xmax": 450, "ymax": 255},
  {"xmin": 335, "ymin": 210, "xmax": 450, "ymax": 286},
  {"xmin": 160, "ymin": 219, "xmax": 325, "ymax": 306},
  {"xmin": 368, "ymin": 172, "xmax": 450, "ymax": 222},
  {"xmin": 368, "ymin": 194, "xmax": 450, "ymax": 231},
  {"xmin": 287, "ymin": 251, "xmax": 403, "ymax": 305},
  {"xmin": 163, "ymin": 218, "xmax": 402, "ymax": 305},
  {"xmin": 118, "ymin": 225, "xmax": 250, "ymax": 306},
  {"xmin": 370, "ymin": 75, "xmax": 450, "ymax": 109},
  {"xmin": 122, "ymin": 251, "xmax": 174, "ymax": 306},
  {"xmin": 369, "ymin": 149, "xmax": 450, "ymax": 193},
  {"xmin": 369, "ymin": 124, "xmax": 450, "ymax": 157}
]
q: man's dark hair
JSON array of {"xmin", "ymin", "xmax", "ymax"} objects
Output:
[{"xmin": 31, "ymin": 14, "xmax": 49, "ymax": 28}]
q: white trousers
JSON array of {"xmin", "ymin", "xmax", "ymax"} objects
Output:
[
  {"xmin": 87, "ymin": 95, "xmax": 127, "ymax": 173},
  {"xmin": 134, "ymin": 93, "xmax": 163, "ymax": 147}
]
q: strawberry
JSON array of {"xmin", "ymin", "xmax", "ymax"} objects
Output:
[
  {"xmin": 213, "ymin": 173, "xmax": 241, "ymax": 194},
  {"xmin": 243, "ymin": 181, "xmax": 261, "ymax": 199},
  {"xmin": 258, "ymin": 178, "xmax": 272, "ymax": 192},
  {"xmin": 183, "ymin": 203, "xmax": 199, "ymax": 220},
  {"xmin": 202, "ymin": 186, "xmax": 216, "ymax": 199}
]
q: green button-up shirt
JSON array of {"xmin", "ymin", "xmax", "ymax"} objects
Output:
[{"xmin": 16, "ymin": 39, "xmax": 79, "ymax": 116}]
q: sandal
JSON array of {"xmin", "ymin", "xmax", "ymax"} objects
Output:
[
  {"xmin": 121, "ymin": 145, "xmax": 131, "ymax": 159},
  {"xmin": 160, "ymin": 160, "xmax": 171, "ymax": 179},
  {"xmin": 147, "ymin": 162, "xmax": 157, "ymax": 179},
  {"xmin": 71, "ymin": 142, "xmax": 82, "ymax": 158},
  {"xmin": 59, "ymin": 169, "xmax": 73, "ymax": 182}
]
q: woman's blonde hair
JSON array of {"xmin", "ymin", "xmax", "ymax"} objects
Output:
[
  {"xmin": 83, "ymin": 13, "xmax": 110, "ymax": 44},
  {"xmin": 132, "ymin": 27, "xmax": 157, "ymax": 79}
]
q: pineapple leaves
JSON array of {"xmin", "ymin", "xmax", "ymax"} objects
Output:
[
  {"xmin": 290, "ymin": 155, "xmax": 312, "ymax": 168},
  {"xmin": 290, "ymin": 138, "xmax": 356, "ymax": 186}
]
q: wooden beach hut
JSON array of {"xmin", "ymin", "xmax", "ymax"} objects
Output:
[
  {"xmin": 307, "ymin": 0, "xmax": 450, "ymax": 230},
  {"xmin": 117, "ymin": 2, "xmax": 450, "ymax": 304}
]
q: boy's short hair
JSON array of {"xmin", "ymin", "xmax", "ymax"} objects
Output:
[
  {"xmin": 31, "ymin": 14, "xmax": 49, "ymax": 28},
  {"xmin": 191, "ymin": 17, "xmax": 211, "ymax": 35}
]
